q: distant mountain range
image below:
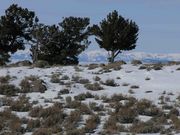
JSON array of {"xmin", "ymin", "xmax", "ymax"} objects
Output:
[
  {"xmin": 79, "ymin": 50, "xmax": 180, "ymax": 63},
  {"xmin": 11, "ymin": 49, "xmax": 180, "ymax": 63}
]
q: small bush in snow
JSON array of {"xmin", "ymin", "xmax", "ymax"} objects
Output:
[
  {"xmin": 33, "ymin": 60, "xmax": 49, "ymax": 68},
  {"xmin": 20, "ymin": 76, "xmax": 47, "ymax": 93},
  {"xmin": 61, "ymin": 75, "xmax": 70, "ymax": 80},
  {"xmin": 64, "ymin": 110, "xmax": 82, "ymax": 131},
  {"xmin": 93, "ymin": 76, "xmax": 101, "ymax": 81},
  {"xmin": 103, "ymin": 116, "xmax": 126, "ymax": 134},
  {"xmin": 122, "ymin": 82, "xmax": 130, "ymax": 86},
  {"xmin": 130, "ymin": 85, "xmax": 139, "ymax": 89},
  {"xmin": 102, "ymin": 79, "xmax": 118, "ymax": 87},
  {"xmin": 71, "ymin": 75, "xmax": 81, "ymax": 82},
  {"xmin": 170, "ymin": 115, "xmax": 180, "ymax": 130},
  {"xmin": 50, "ymin": 74, "xmax": 60, "ymax": 83},
  {"xmin": 116, "ymin": 108, "xmax": 138, "ymax": 123},
  {"xmin": 84, "ymin": 82, "xmax": 103, "ymax": 91},
  {"xmin": 139, "ymin": 65, "xmax": 147, "ymax": 70},
  {"xmin": 0, "ymin": 109, "xmax": 22, "ymax": 134},
  {"xmin": 0, "ymin": 75, "xmax": 11, "ymax": 84},
  {"xmin": 136, "ymin": 99, "xmax": 162, "ymax": 116},
  {"xmin": 78, "ymin": 78, "xmax": 90, "ymax": 84},
  {"xmin": 10, "ymin": 95, "xmax": 32, "ymax": 112},
  {"xmin": 0, "ymin": 83, "xmax": 20, "ymax": 96},
  {"xmin": 58, "ymin": 89, "xmax": 69, "ymax": 95},
  {"xmin": 27, "ymin": 119, "xmax": 41, "ymax": 132},
  {"xmin": 65, "ymin": 96, "xmax": 72, "ymax": 104},
  {"xmin": 85, "ymin": 115, "xmax": 100, "ymax": 133},
  {"xmin": 131, "ymin": 59, "xmax": 142, "ymax": 65},
  {"xmin": 32, "ymin": 128, "xmax": 51, "ymax": 135},
  {"xmin": 128, "ymin": 89, "xmax": 135, "ymax": 94},
  {"xmin": 74, "ymin": 92, "xmax": 94, "ymax": 101},
  {"xmin": 89, "ymin": 102, "xmax": 104, "ymax": 112},
  {"xmin": 145, "ymin": 77, "xmax": 151, "ymax": 80},
  {"xmin": 88, "ymin": 63, "xmax": 99, "ymax": 70},
  {"xmin": 130, "ymin": 120, "xmax": 163, "ymax": 133}
]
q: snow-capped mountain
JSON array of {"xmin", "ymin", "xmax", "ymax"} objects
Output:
[
  {"xmin": 79, "ymin": 50, "xmax": 180, "ymax": 63},
  {"xmin": 11, "ymin": 49, "xmax": 180, "ymax": 63}
]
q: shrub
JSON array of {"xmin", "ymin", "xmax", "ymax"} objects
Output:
[
  {"xmin": 64, "ymin": 110, "xmax": 82, "ymax": 131},
  {"xmin": 74, "ymin": 66, "xmax": 83, "ymax": 72},
  {"xmin": 79, "ymin": 103, "xmax": 92, "ymax": 115},
  {"xmin": 145, "ymin": 77, "xmax": 151, "ymax": 80},
  {"xmin": 0, "ymin": 84, "xmax": 20, "ymax": 96},
  {"xmin": 0, "ymin": 75, "xmax": 11, "ymax": 84},
  {"xmin": 66, "ymin": 129, "xmax": 85, "ymax": 135},
  {"xmin": 139, "ymin": 65, "xmax": 147, "ymax": 70},
  {"xmin": 58, "ymin": 89, "xmax": 69, "ymax": 95},
  {"xmin": 89, "ymin": 102, "xmax": 104, "ymax": 112},
  {"xmin": 93, "ymin": 76, "xmax": 101, "ymax": 81},
  {"xmin": 169, "ymin": 108, "xmax": 179, "ymax": 116},
  {"xmin": 33, "ymin": 60, "xmax": 49, "ymax": 68},
  {"xmin": 130, "ymin": 121, "xmax": 163, "ymax": 133},
  {"xmin": 20, "ymin": 76, "xmax": 47, "ymax": 93},
  {"xmin": 109, "ymin": 94, "xmax": 128, "ymax": 102},
  {"xmin": 131, "ymin": 60, "xmax": 142, "ymax": 65},
  {"xmin": 136, "ymin": 99, "xmax": 162, "ymax": 116},
  {"xmin": 88, "ymin": 64, "xmax": 99, "ymax": 70},
  {"xmin": 66, "ymin": 100, "xmax": 81, "ymax": 109},
  {"xmin": 102, "ymin": 61, "xmax": 125, "ymax": 71},
  {"xmin": 30, "ymin": 103, "xmax": 66, "ymax": 134},
  {"xmin": 130, "ymin": 85, "xmax": 139, "ymax": 89},
  {"xmin": 171, "ymin": 115, "xmax": 180, "ymax": 130},
  {"xmin": 65, "ymin": 96, "xmax": 72, "ymax": 104},
  {"xmin": 103, "ymin": 116, "xmax": 126, "ymax": 134},
  {"xmin": 10, "ymin": 95, "xmax": 32, "ymax": 112},
  {"xmin": 116, "ymin": 108, "xmax": 138, "ymax": 123},
  {"xmin": 74, "ymin": 92, "xmax": 94, "ymax": 101},
  {"xmin": 71, "ymin": 75, "xmax": 81, "ymax": 82},
  {"xmin": 84, "ymin": 82, "xmax": 103, "ymax": 91},
  {"xmin": 78, "ymin": 78, "xmax": 90, "ymax": 84},
  {"xmin": 128, "ymin": 89, "xmax": 135, "ymax": 94},
  {"xmin": 85, "ymin": 115, "xmax": 100, "ymax": 133},
  {"xmin": 61, "ymin": 75, "xmax": 70, "ymax": 80},
  {"xmin": 153, "ymin": 64, "xmax": 163, "ymax": 70},
  {"xmin": 74, "ymin": 93, "xmax": 87, "ymax": 101},
  {"xmin": 50, "ymin": 74, "xmax": 60, "ymax": 83},
  {"xmin": 27, "ymin": 119, "xmax": 41, "ymax": 132},
  {"xmin": 0, "ymin": 109, "xmax": 22, "ymax": 134},
  {"xmin": 122, "ymin": 82, "xmax": 130, "ymax": 86},
  {"xmin": 102, "ymin": 79, "xmax": 118, "ymax": 87},
  {"xmin": 32, "ymin": 128, "xmax": 51, "ymax": 135}
]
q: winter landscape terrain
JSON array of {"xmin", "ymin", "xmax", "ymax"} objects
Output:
[{"xmin": 0, "ymin": 60, "xmax": 180, "ymax": 135}]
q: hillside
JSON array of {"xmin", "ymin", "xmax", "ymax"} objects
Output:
[{"xmin": 0, "ymin": 62, "xmax": 180, "ymax": 134}]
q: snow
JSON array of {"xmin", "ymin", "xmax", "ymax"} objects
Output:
[{"xmin": 0, "ymin": 63, "xmax": 180, "ymax": 134}]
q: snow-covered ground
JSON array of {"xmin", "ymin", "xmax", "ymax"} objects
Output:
[{"xmin": 0, "ymin": 63, "xmax": 180, "ymax": 134}]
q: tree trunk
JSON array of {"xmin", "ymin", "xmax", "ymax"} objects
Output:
[
  {"xmin": 108, "ymin": 51, "xmax": 115, "ymax": 63},
  {"xmin": 32, "ymin": 45, "xmax": 38, "ymax": 63}
]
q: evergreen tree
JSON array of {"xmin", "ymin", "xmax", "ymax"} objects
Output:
[
  {"xmin": 92, "ymin": 10, "xmax": 139, "ymax": 63},
  {"xmin": 32, "ymin": 17, "xmax": 90, "ymax": 65},
  {"xmin": 0, "ymin": 4, "xmax": 37, "ymax": 64}
]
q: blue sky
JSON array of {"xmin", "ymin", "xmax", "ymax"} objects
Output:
[{"xmin": 0, "ymin": 0, "xmax": 180, "ymax": 53}]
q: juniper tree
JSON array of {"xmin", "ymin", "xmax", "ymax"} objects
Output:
[
  {"xmin": 92, "ymin": 10, "xmax": 139, "ymax": 63},
  {"xmin": 0, "ymin": 4, "xmax": 37, "ymax": 64},
  {"xmin": 33, "ymin": 17, "xmax": 91, "ymax": 65}
]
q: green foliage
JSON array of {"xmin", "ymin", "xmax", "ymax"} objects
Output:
[
  {"xmin": 92, "ymin": 10, "xmax": 139, "ymax": 62},
  {"xmin": 0, "ymin": 4, "xmax": 37, "ymax": 64},
  {"xmin": 31, "ymin": 17, "xmax": 90, "ymax": 65}
]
